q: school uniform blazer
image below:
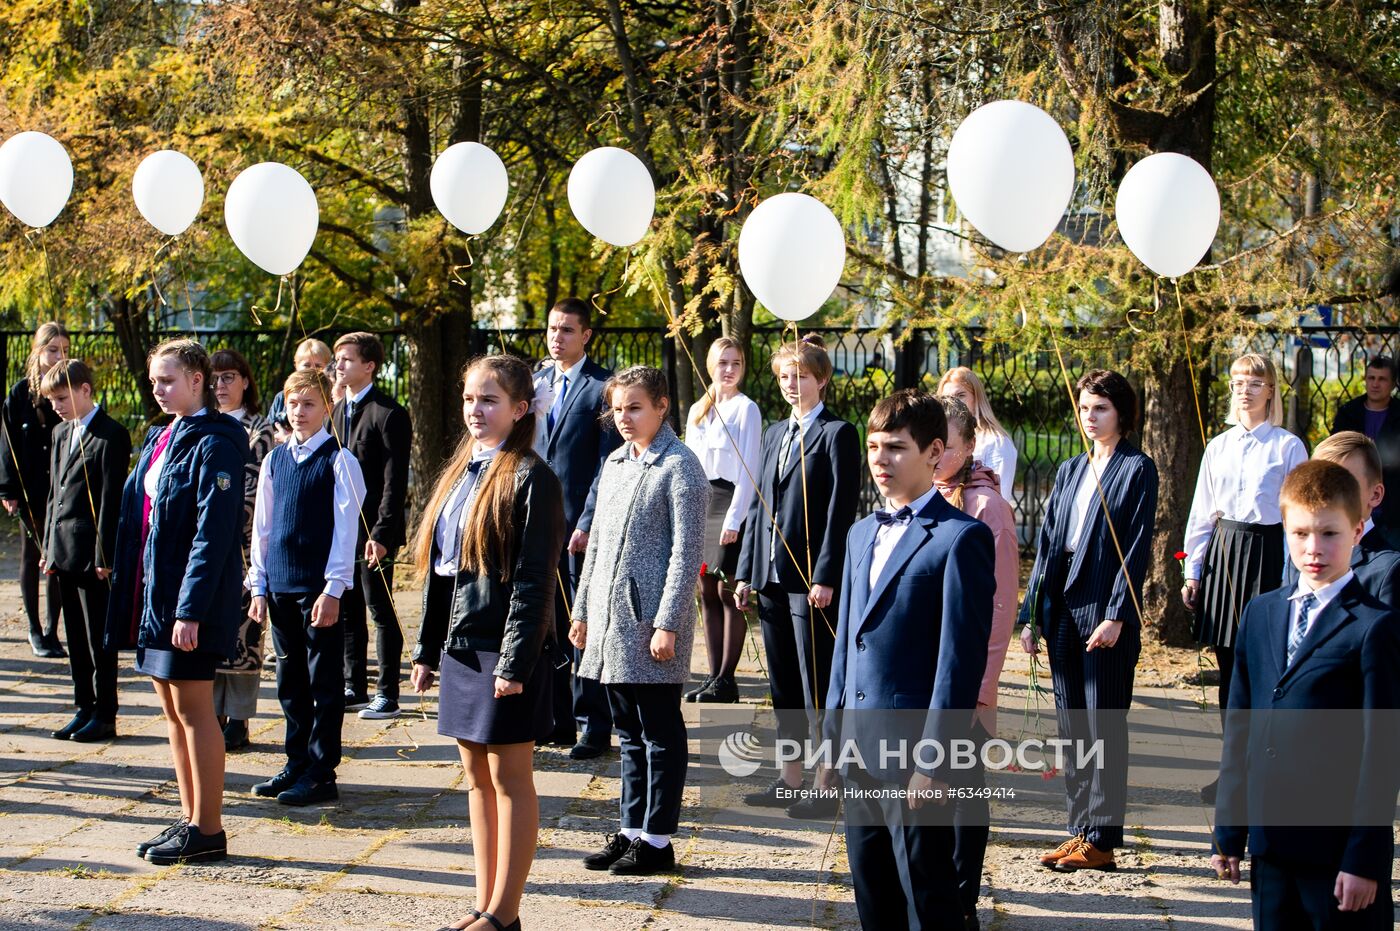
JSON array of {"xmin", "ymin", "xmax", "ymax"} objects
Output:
[
  {"xmin": 1332, "ymin": 397, "xmax": 1400, "ymax": 533},
  {"xmin": 532, "ymin": 357, "xmax": 620, "ymax": 535},
  {"xmin": 43, "ymin": 410, "xmax": 132, "ymax": 575},
  {"xmin": 824, "ymin": 492, "xmax": 996, "ymax": 783},
  {"xmin": 332, "ymin": 384, "xmax": 412, "ymax": 551},
  {"xmin": 1018, "ymin": 442, "xmax": 1159, "ymax": 636},
  {"xmin": 1283, "ymin": 525, "xmax": 1400, "ymax": 606},
  {"xmin": 735, "ymin": 408, "xmax": 861, "ymax": 592},
  {"xmin": 413, "ymin": 456, "xmax": 566, "ymax": 681},
  {"xmin": 1213, "ymin": 581, "xmax": 1400, "ymax": 881},
  {"xmin": 0, "ymin": 377, "xmax": 58, "ymax": 532},
  {"xmin": 103, "ymin": 412, "xmax": 249, "ymax": 658}
]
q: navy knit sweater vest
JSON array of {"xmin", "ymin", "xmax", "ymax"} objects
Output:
[{"xmin": 266, "ymin": 438, "xmax": 339, "ymax": 594}]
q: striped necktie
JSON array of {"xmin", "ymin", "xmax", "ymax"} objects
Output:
[{"xmin": 1286, "ymin": 592, "xmax": 1317, "ymax": 667}]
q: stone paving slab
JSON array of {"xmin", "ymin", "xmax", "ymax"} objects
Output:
[{"xmin": 0, "ymin": 579, "xmax": 1383, "ymax": 929}]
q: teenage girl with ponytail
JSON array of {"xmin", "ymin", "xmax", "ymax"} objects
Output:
[
  {"xmin": 934, "ymin": 396, "xmax": 1020, "ymax": 926},
  {"xmin": 105, "ymin": 338, "xmax": 249, "ymax": 865},
  {"xmin": 411, "ymin": 354, "xmax": 565, "ymax": 931}
]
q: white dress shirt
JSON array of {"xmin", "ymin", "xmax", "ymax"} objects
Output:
[
  {"xmin": 1063, "ymin": 457, "xmax": 1106, "ymax": 554},
  {"xmin": 433, "ymin": 444, "xmax": 500, "ymax": 576},
  {"xmin": 868, "ymin": 483, "xmax": 939, "ymax": 591},
  {"xmin": 68, "ymin": 405, "xmax": 100, "ymax": 452},
  {"xmin": 532, "ymin": 355, "xmax": 588, "ymax": 452},
  {"xmin": 144, "ymin": 408, "xmax": 205, "ymax": 500},
  {"xmin": 683, "ymin": 392, "xmax": 762, "ymax": 533},
  {"xmin": 1183, "ymin": 422, "xmax": 1308, "ymax": 580},
  {"xmin": 974, "ymin": 431, "xmax": 1017, "ymax": 501},
  {"xmin": 247, "ymin": 427, "xmax": 368, "ymax": 598}
]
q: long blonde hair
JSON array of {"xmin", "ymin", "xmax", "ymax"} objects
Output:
[
  {"xmin": 413, "ymin": 355, "xmax": 539, "ymax": 580},
  {"xmin": 936, "ymin": 367, "xmax": 1009, "ymax": 440},
  {"xmin": 1228, "ymin": 353, "xmax": 1283, "ymax": 427},
  {"xmin": 26, "ymin": 322, "xmax": 68, "ymax": 405},
  {"xmin": 691, "ymin": 336, "xmax": 745, "ymax": 425}
]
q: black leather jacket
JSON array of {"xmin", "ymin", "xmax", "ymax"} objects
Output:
[{"xmin": 412, "ymin": 456, "xmax": 565, "ymax": 681}]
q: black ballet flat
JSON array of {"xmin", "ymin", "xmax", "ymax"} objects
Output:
[
  {"xmin": 431, "ymin": 908, "xmax": 481, "ymax": 931},
  {"xmin": 479, "ymin": 912, "xmax": 521, "ymax": 931}
]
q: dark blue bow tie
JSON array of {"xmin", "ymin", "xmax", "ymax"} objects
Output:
[{"xmin": 875, "ymin": 506, "xmax": 914, "ymax": 526}]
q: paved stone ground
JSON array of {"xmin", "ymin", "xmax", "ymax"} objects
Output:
[{"xmin": 0, "ymin": 565, "xmax": 1379, "ymax": 930}]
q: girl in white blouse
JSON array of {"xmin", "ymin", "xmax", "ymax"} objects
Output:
[
  {"xmin": 937, "ymin": 367, "xmax": 1017, "ymax": 502},
  {"xmin": 682, "ymin": 337, "xmax": 761, "ymax": 704},
  {"xmin": 1182, "ymin": 353, "xmax": 1306, "ymax": 768}
]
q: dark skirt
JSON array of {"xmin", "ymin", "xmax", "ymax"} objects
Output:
[
  {"xmin": 1193, "ymin": 519, "xmax": 1285, "ymax": 649},
  {"xmin": 704, "ymin": 479, "xmax": 741, "ymax": 578},
  {"xmin": 135, "ymin": 646, "xmax": 219, "ymax": 681},
  {"xmin": 437, "ymin": 647, "xmax": 554, "ymax": 745}
]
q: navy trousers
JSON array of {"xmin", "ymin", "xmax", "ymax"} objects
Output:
[
  {"xmin": 607, "ymin": 683, "xmax": 686, "ymax": 835},
  {"xmin": 341, "ymin": 555, "xmax": 401, "ymax": 701},
  {"xmin": 270, "ymin": 591, "xmax": 345, "ymax": 784},
  {"xmin": 844, "ymin": 771, "xmax": 962, "ymax": 931},
  {"xmin": 1251, "ymin": 854, "xmax": 1394, "ymax": 930},
  {"xmin": 1047, "ymin": 599, "xmax": 1139, "ymax": 851}
]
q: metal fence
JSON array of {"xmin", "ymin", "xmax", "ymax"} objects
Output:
[{"xmin": 7, "ymin": 323, "xmax": 1391, "ymax": 550}]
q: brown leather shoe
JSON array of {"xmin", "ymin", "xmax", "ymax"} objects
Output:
[
  {"xmin": 1053, "ymin": 839, "xmax": 1116, "ymax": 872},
  {"xmin": 1038, "ymin": 834, "xmax": 1086, "ymax": 868}
]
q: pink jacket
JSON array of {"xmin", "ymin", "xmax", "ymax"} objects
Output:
[{"xmin": 937, "ymin": 465, "xmax": 1019, "ymax": 733}]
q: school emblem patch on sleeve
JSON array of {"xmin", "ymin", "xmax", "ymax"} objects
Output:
[{"xmin": 216, "ymin": 472, "xmax": 232, "ymax": 491}]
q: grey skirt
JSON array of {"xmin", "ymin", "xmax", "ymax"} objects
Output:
[{"xmin": 704, "ymin": 479, "xmax": 741, "ymax": 578}]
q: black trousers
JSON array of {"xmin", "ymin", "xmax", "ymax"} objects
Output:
[
  {"xmin": 54, "ymin": 569, "xmax": 115, "ymax": 721},
  {"xmin": 1047, "ymin": 601, "xmax": 1139, "ymax": 851},
  {"xmin": 342, "ymin": 556, "xmax": 401, "ymax": 701},
  {"xmin": 607, "ymin": 683, "xmax": 686, "ymax": 836},
  {"xmin": 1251, "ymin": 854, "xmax": 1394, "ymax": 930},
  {"xmin": 757, "ymin": 583, "xmax": 835, "ymax": 744},
  {"xmin": 1214, "ymin": 645, "xmax": 1234, "ymax": 724},
  {"xmin": 270, "ymin": 591, "xmax": 345, "ymax": 784},
  {"xmin": 552, "ymin": 548, "xmax": 612, "ymax": 745},
  {"xmin": 844, "ymin": 771, "xmax": 962, "ymax": 931},
  {"xmin": 20, "ymin": 524, "xmax": 60, "ymax": 641}
]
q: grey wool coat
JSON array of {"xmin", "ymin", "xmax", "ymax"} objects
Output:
[{"xmin": 575, "ymin": 422, "xmax": 710, "ymax": 685}]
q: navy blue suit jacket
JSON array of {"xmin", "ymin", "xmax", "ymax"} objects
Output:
[
  {"xmin": 1284, "ymin": 526, "xmax": 1400, "ymax": 607},
  {"xmin": 824, "ymin": 491, "xmax": 995, "ymax": 782},
  {"xmin": 1213, "ymin": 580, "xmax": 1400, "ymax": 881},
  {"xmin": 1019, "ymin": 442, "xmax": 1158, "ymax": 636},
  {"xmin": 535, "ymin": 357, "xmax": 620, "ymax": 535},
  {"xmin": 736, "ymin": 407, "xmax": 861, "ymax": 591}
]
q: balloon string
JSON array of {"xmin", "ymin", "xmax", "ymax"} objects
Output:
[
  {"xmin": 22, "ymin": 228, "xmax": 62, "ymax": 323},
  {"xmin": 448, "ymin": 235, "xmax": 475, "ymax": 286},
  {"xmin": 589, "ymin": 252, "xmax": 629, "ymax": 318},
  {"xmin": 172, "ymin": 238, "xmax": 199, "ymax": 331},
  {"xmin": 250, "ymin": 276, "xmax": 285, "ymax": 327}
]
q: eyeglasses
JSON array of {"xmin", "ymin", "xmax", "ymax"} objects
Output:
[
  {"xmin": 213, "ymin": 372, "xmax": 241, "ymax": 387},
  {"xmin": 1229, "ymin": 379, "xmax": 1270, "ymax": 394}
]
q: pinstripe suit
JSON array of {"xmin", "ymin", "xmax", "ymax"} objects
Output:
[{"xmin": 1019, "ymin": 441, "xmax": 1158, "ymax": 851}]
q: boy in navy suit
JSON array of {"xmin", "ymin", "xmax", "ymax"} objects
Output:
[
  {"xmin": 818, "ymin": 390, "xmax": 995, "ymax": 931},
  {"xmin": 1212, "ymin": 459, "xmax": 1400, "ymax": 930}
]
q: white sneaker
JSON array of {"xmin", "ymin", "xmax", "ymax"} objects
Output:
[{"xmin": 358, "ymin": 696, "xmax": 401, "ymax": 720}]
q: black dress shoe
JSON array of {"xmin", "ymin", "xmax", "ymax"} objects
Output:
[
  {"xmin": 683, "ymin": 676, "xmax": 716, "ymax": 702},
  {"xmin": 40, "ymin": 634, "xmax": 66, "ymax": 658},
  {"xmin": 742, "ymin": 777, "xmax": 803, "ymax": 808},
  {"xmin": 278, "ymin": 777, "xmax": 339, "ymax": 807},
  {"xmin": 52, "ymin": 709, "xmax": 93, "ymax": 740},
  {"xmin": 544, "ymin": 728, "xmax": 576, "ymax": 747},
  {"xmin": 69, "ymin": 719, "xmax": 116, "ymax": 743},
  {"xmin": 136, "ymin": 816, "xmax": 189, "ymax": 857},
  {"xmin": 569, "ymin": 736, "xmax": 609, "ymax": 760},
  {"xmin": 28, "ymin": 633, "xmax": 45, "ymax": 656},
  {"xmin": 583, "ymin": 832, "xmax": 633, "ymax": 870},
  {"xmin": 786, "ymin": 791, "xmax": 840, "ymax": 820},
  {"xmin": 223, "ymin": 719, "xmax": 250, "ymax": 752},
  {"xmin": 694, "ymin": 675, "xmax": 739, "ymax": 703},
  {"xmin": 252, "ymin": 768, "xmax": 304, "ymax": 798},
  {"xmin": 145, "ymin": 824, "xmax": 227, "ymax": 864},
  {"xmin": 609, "ymin": 837, "xmax": 676, "ymax": 875},
  {"xmin": 30, "ymin": 633, "xmax": 64, "ymax": 659}
]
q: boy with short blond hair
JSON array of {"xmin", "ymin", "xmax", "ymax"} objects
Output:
[
  {"xmin": 1302, "ymin": 431, "xmax": 1400, "ymax": 603},
  {"xmin": 268, "ymin": 338, "xmax": 333, "ymax": 440},
  {"xmin": 1212, "ymin": 459, "xmax": 1400, "ymax": 929}
]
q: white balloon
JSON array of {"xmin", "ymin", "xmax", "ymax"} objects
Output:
[
  {"xmin": 0, "ymin": 132, "xmax": 73, "ymax": 228},
  {"xmin": 1115, "ymin": 152, "xmax": 1220, "ymax": 278},
  {"xmin": 737, "ymin": 192, "xmax": 846, "ymax": 322},
  {"xmin": 132, "ymin": 150, "xmax": 204, "ymax": 236},
  {"xmin": 946, "ymin": 100, "xmax": 1075, "ymax": 253},
  {"xmin": 430, "ymin": 142, "xmax": 509, "ymax": 235},
  {"xmin": 224, "ymin": 162, "xmax": 319, "ymax": 276},
  {"xmin": 567, "ymin": 147, "xmax": 655, "ymax": 247}
]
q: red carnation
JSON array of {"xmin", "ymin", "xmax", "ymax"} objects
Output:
[
  {"xmin": 1173, "ymin": 550, "xmax": 1188, "ymax": 561},
  {"xmin": 699, "ymin": 562, "xmax": 708, "ymax": 579}
]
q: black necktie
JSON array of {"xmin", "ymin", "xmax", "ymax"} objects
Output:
[
  {"xmin": 777, "ymin": 419, "xmax": 801, "ymax": 475},
  {"xmin": 875, "ymin": 505, "xmax": 914, "ymax": 527}
]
